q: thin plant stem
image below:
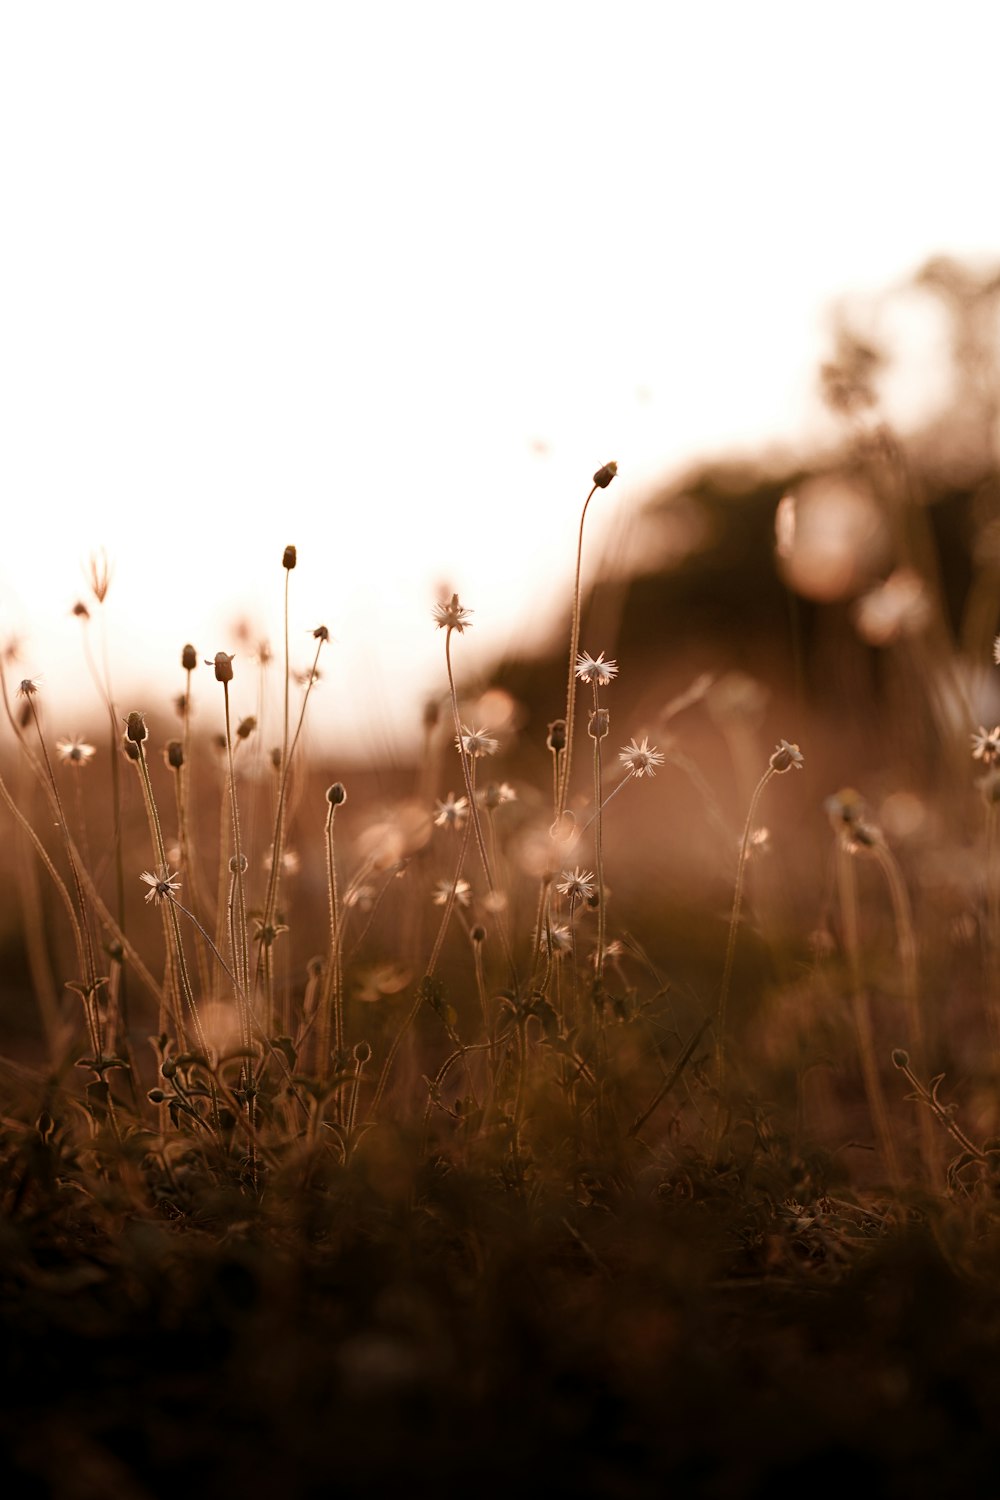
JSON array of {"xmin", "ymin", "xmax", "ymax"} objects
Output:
[
  {"xmin": 715, "ymin": 765, "xmax": 776, "ymax": 1105},
  {"xmin": 555, "ymin": 480, "xmax": 599, "ymax": 829},
  {"xmin": 837, "ymin": 840, "xmax": 903, "ymax": 1189}
]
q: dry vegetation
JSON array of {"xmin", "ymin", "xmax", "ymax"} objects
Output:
[{"xmin": 5, "ymin": 284, "xmax": 1000, "ymax": 1494}]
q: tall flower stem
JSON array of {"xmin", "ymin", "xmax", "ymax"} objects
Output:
[
  {"xmin": 715, "ymin": 741, "xmax": 803, "ymax": 1142},
  {"xmin": 552, "ymin": 463, "xmax": 617, "ymax": 828},
  {"xmin": 133, "ymin": 736, "xmax": 211, "ymax": 1068}
]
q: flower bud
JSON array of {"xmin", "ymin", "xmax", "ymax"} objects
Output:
[
  {"xmin": 547, "ymin": 719, "xmax": 567, "ymax": 753},
  {"xmin": 122, "ymin": 738, "xmax": 141, "ymax": 761},
  {"xmin": 312, "ymin": 624, "xmax": 329, "ymax": 641},
  {"xmin": 165, "ymin": 740, "xmax": 184, "ymax": 770},
  {"xmin": 181, "ymin": 644, "xmax": 198, "ymax": 671},
  {"xmin": 236, "ymin": 715, "xmax": 257, "ymax": 740},
  {"xmin": 471, "ymin": 924, "xmax": 486, "ymax": 944},
  {"xmin": 283, "ymin": 545, "xmax": 297, "ymax": 570},
  {"xmin": 588, "ymin": 708, "xmax": 610, "ymax": 740},
  {"xmin": 891, "ymin": 1049, "xmax": 910, "ymax": 1069},
  {"xmin": 206, "ymin": 652, "xmax": 234, "ymax": 683},
  {"xmin": 72, "ymin": 601, "xmax": 90, "ymax": 619},
  {"xmin": 125, "ymin": 711, "xmax": 147, "ymax": 744},
  {"xmin": 593, "ymin": 461, "xmax": 618, "ymax": 489},
  {"xmin": 229, "ymin": 853, "xmax": 248, "ymax": 874},
  {"xmin": 326, "ymin": 782, "xmax": 347, "ymax": 806},
  {"xmin": 353, "ymin": 1041, "xmax": 372, "ymax": 1064}
]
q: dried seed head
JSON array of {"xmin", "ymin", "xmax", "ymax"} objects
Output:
[
  {"xmin": 206, "ymin": 652, "xmax": 235, "ymax": 683},
  {"xmin": 283, "ymin": 545, "xmax": 297, "ymax": 570},
  {"xmin": 165, "ymin": 740, "xmax": 184, "ymax": 770},
  {"xmin": 547, "ymin": 719, "xmax": 567, "ymax": 753},
  {"xmin": 124, "ymin": 711, "xmax": 147, "ymax": 743},
  {"xmin": 236, "ymin": 715, "xmax": 257, "ymax": 740},
  {"xmin": 326, "ymin": 782, "xmax": 347, "ymax": 806},
  {"xmin": 181, "ymin": 644, "xmax": 198, "ymax": 671},
  {"xmin": 593, "ymin": 461, "xmax": 618, "ymax": 489}
]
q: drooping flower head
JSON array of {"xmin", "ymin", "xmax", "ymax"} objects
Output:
[
  {"xmin": 140, "ymin": 867, "xmax": 182, "ymax": 905},
  {"xmin": 770, "ymin": 740, "xmax": 804, "ymax": 773}
]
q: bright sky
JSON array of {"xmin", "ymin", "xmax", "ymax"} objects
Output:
[{"xmin": 1, "ymin": 2, "xmax": 998, "ymax": 758}]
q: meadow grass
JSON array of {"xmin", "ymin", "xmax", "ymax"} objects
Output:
[{"xmin": 3, "ymin": 444, "xmax": 1000, "ymax": 1495}]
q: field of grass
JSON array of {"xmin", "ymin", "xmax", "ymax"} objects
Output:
[{"xmin": 4, "ymin": 433, "xmax": 1000, "ymax": 1498}]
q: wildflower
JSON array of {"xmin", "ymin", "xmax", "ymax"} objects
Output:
[
  {"xmin": 972, "ymin": 726, "xmax": 1000, "ymax": 765},
  {"xmin": 432, "ymin": 878, "xmax": 472, "ymax": 907},
  {"xmin": 434, "ymin": 792, "xmax": 469, "ymax": 829},
  {"xmin": 17, "ymin": 677, "xmax": 41, "ymax": 698},
  {"xmin": 538, "ymin": 923, "xmax": 572, "ymax": 955},
  {"xmin": 480, "ymin": 782, "xmax": 516, "ymax": 810},
  {"xmin": 457, "ymin": 724, "xmax": 499, "ymax": 758},
  {"xmin": 56, "ymin": 737, "xmax": 96, "ymax": 767},
  {"xmin": 575, "ymin": 651, "xmax": 618, "ymax": 686},
  {"xmin": 619, "ymin": 736, "xmax": 665, "ymax": 778},
  {"xmin": 140, "ymin": 867, "xmax": 181, "ymax": 905},
  {"xmin": 770, "ymin": 740, "xmax": 804, "ymax": 773},
  {"xmin": 557, "ymin": 867, "xmax": 596, "ymax": 902},
  {"xmin": 433, "ymin": 594, "xmax": 473, "ymax": 633}
]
